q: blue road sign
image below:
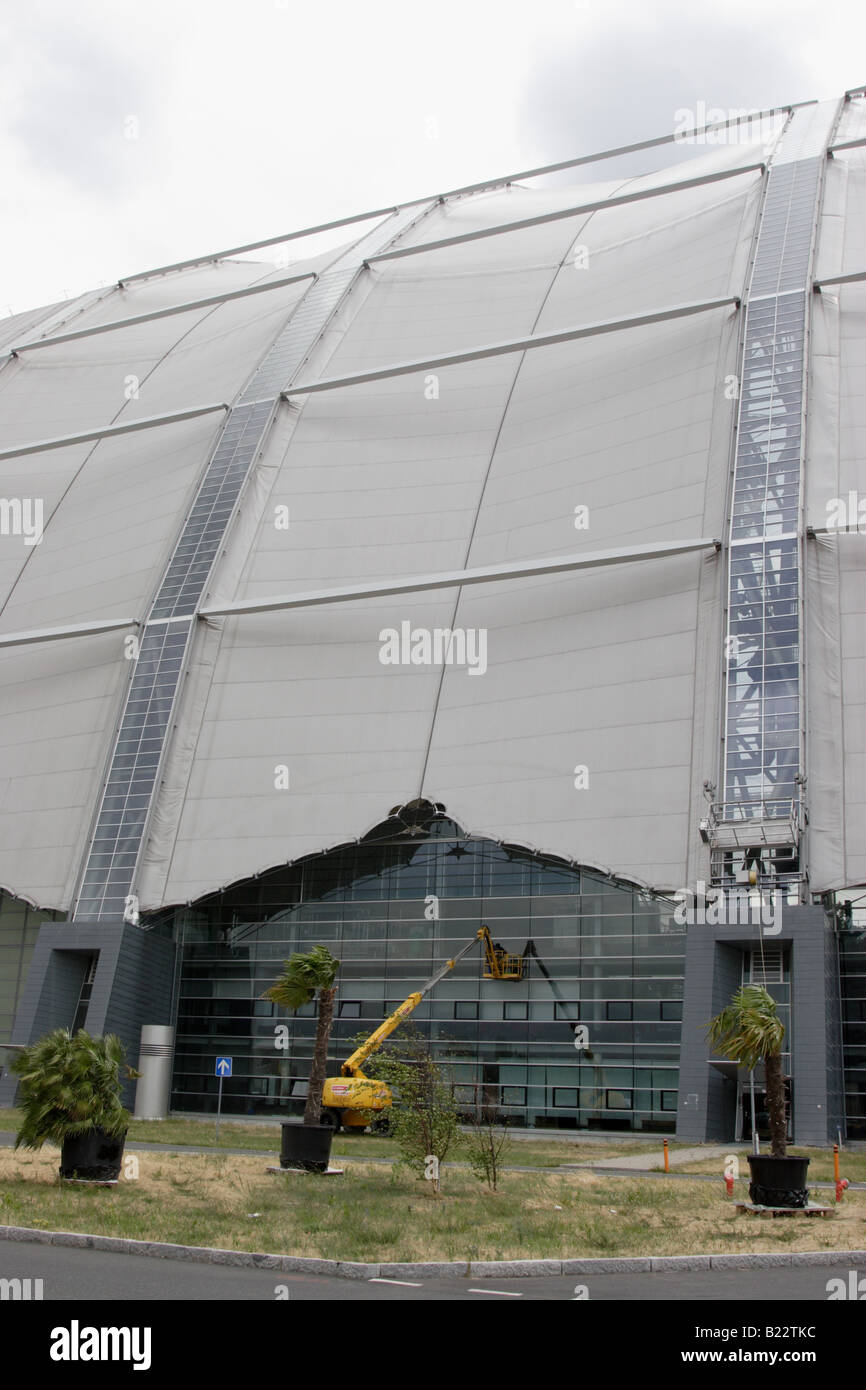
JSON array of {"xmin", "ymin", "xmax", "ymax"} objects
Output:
[{"xmin": 215, "ymin": 1056, "xmax": 232, "ymax": 1077}]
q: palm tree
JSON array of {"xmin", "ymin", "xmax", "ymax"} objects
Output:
[
  {"xmin": 12, "ymin": 1029, "xmax": 134, "ymax": 1149},
  {"xmin": 707, "ymin": 984, "xmax": 787, "ymax": 1157},
  {"xmin": 263, "ymin": 945, "xmax": 339, "ymax": 1126}
]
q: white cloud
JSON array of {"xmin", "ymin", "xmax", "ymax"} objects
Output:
[{"xmin": 0, "ymin": 0, "xmax": 862, "ymax": 312}]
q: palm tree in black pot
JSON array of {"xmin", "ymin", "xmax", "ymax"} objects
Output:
[
  {"xmin": 263, "ymin": 944, "xmax": 340, "ymax": 1172},
  {"xmin": 11, "ymin": 1029, "xmax": 137, "ymax": 1182},
  {"xmin": 708, "ymin": 984, "xmax": 809, "ymax": 1208}
]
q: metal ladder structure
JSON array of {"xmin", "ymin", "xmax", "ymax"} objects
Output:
[{"xmin": 709, "ymin": 100, "xmax": 845, "ymax": 901}]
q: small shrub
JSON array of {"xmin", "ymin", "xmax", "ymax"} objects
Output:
[{"xmin": 463, "ymin": 1106, "xmax": 512, "ymax": 1191}]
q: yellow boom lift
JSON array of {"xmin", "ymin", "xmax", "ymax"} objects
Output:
[{"xmin": 321, "ymin": 926, "xmax": 523, "ymax": 1129}]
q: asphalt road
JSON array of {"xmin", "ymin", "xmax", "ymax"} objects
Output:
[{"xmin": 1, "ymin": 1241, "xmax": 861, "ymax": 1301}]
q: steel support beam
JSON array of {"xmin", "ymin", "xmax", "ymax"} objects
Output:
[
  {"xmin": 201, "ymin": 537, "xmax": 720, "ymax": 618},
  {"xmin": 0, "ymin": 616, "xmax": 138, "ymax": 649},
  {"xmin": 118, "ymin": 210, "xmax": 398, "ymax": 286},
  {"xmin": 807, "ymin": 525, "xmax": 866, "ymax": 537},
  {"xmin": 0, "ymin": 403, "xmax": 229, "ymax": 462},
  {"xmin": 118, "ymin": 103, "xmax": 806, "ymax": 288},
  {"xmin": 814, "ymin": 268, "xmax": 866, "ymax": 288},
  {"xmin": 9, "ymin": 272, "xmax": 317, "ymax": 355},
  {"xmin": 434, "ymin": 104, "xmax": 803, "ymax": 200},
  {"xmin": 282, "ymin": 297, "xmax": 739, "ymax": 397},
  {"xmin": 365, "ymin": 163, "xmax": 766, "ymax": 266},
  {"xmin": 829, "ymin": 136, "xmax": 866, "ymax": 154}
]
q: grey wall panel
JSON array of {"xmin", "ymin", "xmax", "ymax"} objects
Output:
[
  {"xmin": 676, "ymin": 906, "xmax": 842, "ymax": 1145},
  {"xmin": 95, "ymin": 928, "xmax": 176, "ymax": 1106},
  {"xmin": 0, "ymin": 928, "xmax": 109, "ymax": 1106},
  {"xmin": 678, "ymin": 933, "xmax": 742, "ymax": 1143},
  {"xmin": 0, "ymin": 923, "xmax": 175, "ymax": 1109}
]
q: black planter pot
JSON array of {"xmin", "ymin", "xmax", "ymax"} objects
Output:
[
  {"xmin": 747, "ymin": 1154, "xmax": 810, "ymax": 1209},
  {"xmin": 60, "ymin": 1129, "xmax": 127, "ymax": 1182},
  {"xmin": 280, "ymin": 1121, "xmax": 333, "ymax": 1173}
]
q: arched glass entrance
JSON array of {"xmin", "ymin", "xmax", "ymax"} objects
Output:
[{"xmin": 148, "ymin": 802, "xmax": 685, "ymax": 1130}]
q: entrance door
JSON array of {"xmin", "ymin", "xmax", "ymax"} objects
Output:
[{"xmin": 740, "ymin": 1080, "xmax": 792, "ymax": 1142}]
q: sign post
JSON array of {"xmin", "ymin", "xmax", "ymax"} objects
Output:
[{"xmin": 215, "ymin": 1056, "xmax": 232, "ymax": 1142}]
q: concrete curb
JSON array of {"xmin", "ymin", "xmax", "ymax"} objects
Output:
[{"xmin": 1, "ymin": 1225, "xmax": 864, "ymax": 1280}]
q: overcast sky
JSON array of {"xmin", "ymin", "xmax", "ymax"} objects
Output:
[{"xmin": 0, "ymin": 0, "xmax": 862, "ymax": 313}]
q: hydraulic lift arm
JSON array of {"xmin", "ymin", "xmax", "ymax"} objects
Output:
[
  {"xmin": 323, "ymin": 925, "xmax": 524, "ymax": 1126},
  {"xmin": 340, "ymin": 929, "xmax": 486, "ymax": 1077}
]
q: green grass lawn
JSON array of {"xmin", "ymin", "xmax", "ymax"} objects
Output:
[{"xmin": 1, "ymin": 1146, "xmax": 863, "ymax": 1263}]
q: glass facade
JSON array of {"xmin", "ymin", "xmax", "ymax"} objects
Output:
[
  {"xmin": 151, "ymin": 806, "xmax": 686, "ymax": 1131},
  {"xmin": 839, "ymin": 921, "xmax": 866, "ymax": 1138},
  {"xmin": 0, "ymin": 890, "xmax": 61, "ymax": 1044},
  {"xmin": 721, "ymin": 154, "xmax": 824, "ymax": 818}
]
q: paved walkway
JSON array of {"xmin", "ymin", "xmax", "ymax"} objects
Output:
[
  {"xmin": 0, "ymin": 1130, "xmax": 736, "ymax": 1176},
  {"xmin": 168, "ymin": 1112, "xmax": 679, "ymax": 1145},
  {"xmin": 569, "ymin": 1143, "xmax": 742, "ymax": 1171}
]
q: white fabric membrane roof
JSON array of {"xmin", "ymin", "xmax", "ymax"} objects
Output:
[
  {"xmin": 0, "ymin": 108, "xmax": 862, "ymax": 911},
  {"xmin": 808, "ymin": 93, "xmax": 866, "ymax": 892}
]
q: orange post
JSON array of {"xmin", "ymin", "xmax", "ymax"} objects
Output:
[{"xmin": 663, "ymin": 1138, "xmax": 670, "ymax": 1173}]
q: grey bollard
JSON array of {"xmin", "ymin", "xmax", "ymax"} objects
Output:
[{"xmin": 134, "ymin": 1025, "xmax": 174, "ymax": 1119}]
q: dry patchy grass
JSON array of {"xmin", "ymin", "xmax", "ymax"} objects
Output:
[
  {"xmin": 0, "ymin": 1108, "xmax": 675, "ymax": 1168},
  {"xmin": 0, "ymin": 1146, "xmax": 863, "ymax": 1264}
]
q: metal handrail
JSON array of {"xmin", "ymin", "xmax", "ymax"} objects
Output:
[{"xmin": 710, "ymin": 798, "xmax": 799, "ymax": 824}]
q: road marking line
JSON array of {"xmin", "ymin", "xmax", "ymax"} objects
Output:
[
  {"xmin": 369, "ymin": 1278, "xmax": 424, "ymax": 1287},
  {"xmin": 468, "ymin": 1288, "xmax": 523, "ymax": 1297}
]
